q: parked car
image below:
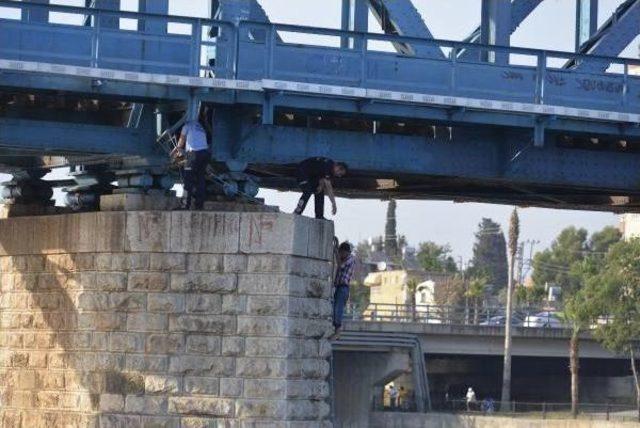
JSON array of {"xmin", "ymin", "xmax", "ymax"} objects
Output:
[
  {"xmin": 479, "ymin": 315, "xmax": 523, "ymax": 326},
  {"xmin": 523, "ymin": 311, "xmax": 563, "ymax": 328}
]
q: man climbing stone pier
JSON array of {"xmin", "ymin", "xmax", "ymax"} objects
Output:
[
  {"xmin": 293, "ymin": 157, "xmax": 348, "ymax": 220},
  {"xmin": 332, "ymin": 241, "xmax": 356, "ymax": 338}
]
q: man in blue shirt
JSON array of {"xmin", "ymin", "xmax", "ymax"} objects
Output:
[
  {"xmin": 172, "ymin": 111, "xmax": 211, "ymax": 210},
  {"xmin": 332, "ymin": 241, "xmax": 355, "ymax": 338}
]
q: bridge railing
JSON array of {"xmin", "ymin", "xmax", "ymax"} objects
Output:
[
  {"xmin": 344, "ymin": 303, "xmax": 580, "ymax": 329},
  {"xmin": 0, "ymin": 0, "xmax": 237, "ymax": 78},
  {"xmin": 2, "ymin": 1, "xmax": 640, "ymax": 114},
  {"xmin": 236, "ymin": 19, "xmax": 640, "ymax": 113},
  {"xmin": 438, "ymin": 399, "xmax": 638, "ymax": 422}
]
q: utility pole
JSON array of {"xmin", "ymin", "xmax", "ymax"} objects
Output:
[
  {"xmin": 516, "ymin": 242, "xmax": 525, "ymax": 285},
  {"xmin": 519, "ymin": 239, "xmax": 540, "ymax": 284}
]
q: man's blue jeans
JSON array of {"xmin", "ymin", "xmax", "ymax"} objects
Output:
[{"xmin": 333, "ymin": 285, "xmax": 349, "ymax": 328}]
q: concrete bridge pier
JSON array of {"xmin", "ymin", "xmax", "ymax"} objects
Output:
[{"xmin": 0, "ymin": 196, "xmax": 335, "ymax": 427}]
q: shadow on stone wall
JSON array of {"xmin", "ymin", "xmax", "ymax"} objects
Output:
[{"xmin": 0, "ymin": 210, "xmax": 336, "ymax": 426}]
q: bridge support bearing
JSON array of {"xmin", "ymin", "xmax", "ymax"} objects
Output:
[
  {"xmin": 63, "ymin": 165, "xmax": 177, "ymax": 212},
  {"xmin": 207, "ymin": 172, "xmax": 260, "ymax": 200},
  {"xmin": 0, "ymin": 209, "xmax": 335, "ymax": 426},
  {"xmin": 63, "ymin": 165, "xmax": 115, "ymax": 211},
  {"xmin": 0, "ymin": 170, "xmax": 55, "ymax": 218},
  {"xmin": 92, "ymin": 167, "xmax": 179, "ymax": 211}
]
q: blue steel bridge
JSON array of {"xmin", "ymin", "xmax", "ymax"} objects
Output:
[{"xmin": 1, "ymin": 0, "xmax": 640, "ymax": 210}]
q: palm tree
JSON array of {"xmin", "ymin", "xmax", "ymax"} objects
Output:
[
  {"xmin": 466, "ymin": 276, "xmax": 486, "ymax": 325},
  {"xmin": 501, "ymin": 208, "xmax": 519, "ymax": 410},
  {"xmin": 406, "ymin": 278, "xmax": 419, "ymax": 321}
]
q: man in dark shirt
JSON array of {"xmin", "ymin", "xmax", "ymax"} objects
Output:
[{"xmin": 293, "ymin": 157, "xmax": 348, "ymax": 220}]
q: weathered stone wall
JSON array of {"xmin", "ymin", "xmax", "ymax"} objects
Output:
[{"xmin": 0, "ymin": 211, "xmax": 334, "ymax": 427}]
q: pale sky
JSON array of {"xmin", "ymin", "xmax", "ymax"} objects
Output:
[{"xmin": 2, "ymin": 0, "xmax": 638, "ymax": 261}]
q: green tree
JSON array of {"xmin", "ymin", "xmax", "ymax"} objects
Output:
[
  {"xmin": 384, "ymin": 199, "xmax": 399, "ymax": 259},
  {"xmin": 515, "ymin": 284, "xmax": 546, "ymax": 306},
  {"xmin": 466, "ymin": 276, "xmax": 487, "ymax": 324},
  {"xmin": 356, "ymin": 240, "xmax": 372, "ymax": 262},
  {"xmin": 587, "ymin": 239, "xmax": 640, "ymax": 421},
  {"xmin": 589, "ymin": 226, "xmax": 622, "ymax": 254},
  {"xmin": 348, "ymin": 280, "xmax": 371, "ymax": 317},
  {"xmin": 563, "ymin": 286, "xmax": 598, "ymax": 417},
  {"xmin": 531, "ymin": 227, "xmax": 588, "ymax": 293},
  {"xmin": 416, "ymin": 241, "xmax": 458, "ymax": 273},
  {"xmin": 468, "ymin": 218, "xmax": 508, "ymax": 289},
  {"xmin": 533, "ymin": 226, "xmax": 620, "ymax": 417},
  {"xmin": 405, "ymin": 278, "xmax": 419, "ymax": 321},
  {"xmin": 433, "ymin": 274, "xmax": 466, "ymax": 307}
]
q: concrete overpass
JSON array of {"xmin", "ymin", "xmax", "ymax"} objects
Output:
[
  {"xmin": 332, "ymin": 320, "xmax": 630, "ymax": 426},
  {"xmin": 343, "ymin": 320, "xmax": 618, "ymax": 359}
]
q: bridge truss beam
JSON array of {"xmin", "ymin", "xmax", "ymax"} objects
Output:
[
  {"xmin": 458, "ymin": 0, "xmax": 543, "ymax": 61},
  {"xmin": 341, "ymin": 0, "xmax": 369, "ymax": 49},
  {"xmin": 575, "ymin": 0, "xmax": 598, "ymax": 52},
  {"xmin": 480, "ymin": 0, "xmax": 512, "ymax": 64},
  {"xmin": 567, "ymin": 0, "xmax": 640, "ymax": 73},
  {"xmin": 368, "ymin": 0, "xmax": 445, "ymax": 59}
]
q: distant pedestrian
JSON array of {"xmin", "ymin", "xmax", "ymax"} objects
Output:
[
  {"xmin": 466, "ymin": 387, "xmax": 477, "ymax": 411},
  {"xmin": 330, "ymin": 242, "xmax": 355, "ymax": 339},
  {"xmin": 389, "ymin": 385, "xmax": 399, "ymax": 409},
  {"xmin": 293, "ymin": 157, "xmax": 348, "ymax": 219},
  {"xmin": 399, "ymin": 386, "xmax": 409, "ymax": 410},
  {"xmin": 481, "ymin": 397, "xmax": 495, "ymax": 414}
]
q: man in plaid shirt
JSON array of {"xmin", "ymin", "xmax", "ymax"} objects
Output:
[{"xmin": 332, "ymin": 242, "xmax": 355, "ymax": 338}]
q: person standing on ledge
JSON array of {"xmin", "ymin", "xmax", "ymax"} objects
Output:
[
  {"xmin": 331, "ymin": 241, "xmax": 355, "ymax": 339},
  {"xmin": 293, "ymin": 157, "xmax": 348, "ymax": 220},
  {"xmin": 171, "ymin": 109, "xmax": 211, "ymax": 210}
]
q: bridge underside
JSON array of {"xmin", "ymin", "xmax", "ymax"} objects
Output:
[{"xmin": 2, "ymin": 81, "xmax": 640, "ymax": 212}]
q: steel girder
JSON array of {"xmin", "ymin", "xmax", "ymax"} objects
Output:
[
  {"xmin": 215, "ymin": 0, "xmax": 272, "ymax": 23},
  {"xmin": 93, "ymin": 0, "xmax": 121, "ymax": 29},
  {"xmin": 20, "ymin": 0, "xmax": 48, "ymax": 23},
  {"xmin": 566, "ymin": 0, "xmax": 640, "ymax": 73},
  {"xmin": 215, "ymin": 0, "xmax": 278, "ymax": 76},
  {"xmin": 368, "ymin": 0, "xmax": 444, "ymax": 59},
  {"xmin": 458, "ymin": 0, "xmax": 543, "ymax": 60},
  {"xmin": 341, "ymin": 0, "xmax": 369, "ymax": 49},
  {"xmin": 0, "ymin": 118, "xmax": 159, "ymax": 159},
  {"xmin": 216, "ymin": 122, "xmax": 640, "ymax": 195},
  {"xmin": 509, "ymin": 0, "xmax": 544, "ymax": 33},
  {"xmin": 575, "ymin": 0, "xmax": 598, "ymax": 52},
  {"xmin": 480, "ymin": 0, "xmax": 512, "ymax": 64},
  {"xmin": 4, "ymin": 67, "xmax": 640, "ymax": 143},
  {"xmin": 138, "ymin": 0, "xmax": 168, "ymax": 34}
]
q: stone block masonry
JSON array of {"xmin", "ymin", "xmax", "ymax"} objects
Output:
[{"xmin": 0, "ymin": 210, "xmax": 335, "ymax": 427}]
